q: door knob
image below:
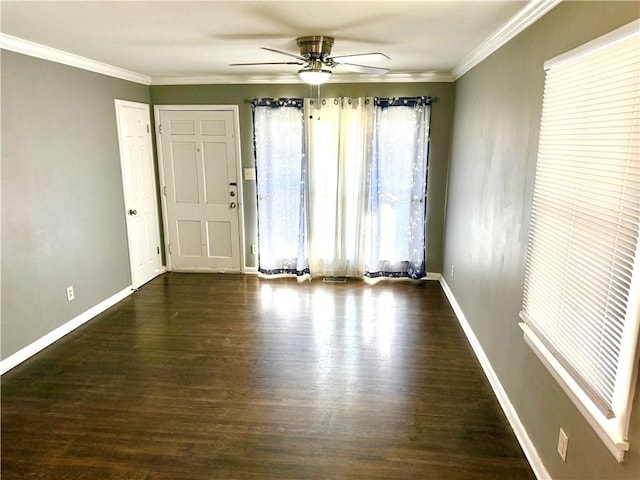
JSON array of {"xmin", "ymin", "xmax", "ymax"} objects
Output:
[
  {"xmin": 128, "ymin": 209, "xmax": 138, "ymax": 216},
  {"xmin": 229, "ymin": 202, "xmax": 237, "ymax": 209},
  {"xmin": 229, "ymin": 191, "xmax": 236, "ymax": 197}
]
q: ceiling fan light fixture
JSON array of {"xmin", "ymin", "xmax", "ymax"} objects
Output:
[
  {"xmin": 231, "ymin": 36, "xmax": 389, "ymax": 82},
  {"xmin": 298, "ymin": 68, "xmax": 332, "ymax": 85}
]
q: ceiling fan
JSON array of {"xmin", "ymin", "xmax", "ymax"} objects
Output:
[{"xmin": 230, "ymin": 36, "xmax": 390, "ymax": 84}]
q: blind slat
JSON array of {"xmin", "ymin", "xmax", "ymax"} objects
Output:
[{"xmin": 522, "ymin": 26, "xmax": 640, "ymax": 416}]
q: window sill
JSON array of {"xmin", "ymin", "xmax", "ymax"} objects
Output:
[{"xmin": 519, "ymin": 321, "xmax": 629, "ymax": 462}]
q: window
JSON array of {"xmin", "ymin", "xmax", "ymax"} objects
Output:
[
  {"xmin": 519, "ymin": 20, "xmax": 640, "ymax": 462},
  {"xmin": 252, "ymin": 96, "xmax": 432, "ymax": 280}
]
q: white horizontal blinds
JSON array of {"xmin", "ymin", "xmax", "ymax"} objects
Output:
[{"xmin": 521, "ymin": 30, "xmax": 640, "ymax": 416}]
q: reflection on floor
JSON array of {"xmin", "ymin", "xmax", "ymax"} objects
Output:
[{"xmin": 1, "ymin": 273, "xmax": 535, "ymax": 479}]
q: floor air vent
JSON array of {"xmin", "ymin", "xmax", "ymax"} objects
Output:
[{"xmin": 322, "ymin": 277, "xmax": 347, "ymax": 283}]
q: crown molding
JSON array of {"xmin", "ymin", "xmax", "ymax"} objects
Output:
[
  {"xmin": 0, "ymin": 34, "xmax": 152, "ymax": 85},
  {"xmin": 451, "ymin": 0, "xmax": 562, "ymax": 80},
  {"xmin": 1, "ymin": 0, "xmax": 560, "ymax": 89},
  {"xmin": 0, "ymin": 33, "xmax": 452, "ymax": 86},
  {"xmin": 151, "ymin": 71, "xmax": 454, "ymax": 86}
]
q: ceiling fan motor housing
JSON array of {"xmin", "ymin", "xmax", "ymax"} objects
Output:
[{"xmin": 296, "ymin": 36, "xmax": 334, "ymax": 59}]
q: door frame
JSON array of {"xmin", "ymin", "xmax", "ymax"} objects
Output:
[
  {"xmin": 153, "ymin": 105, "xmax": 246, "ymax": 273},
  {"xmin": 115, "ymin": 99, "xmax": 165, "ymax": 288}
]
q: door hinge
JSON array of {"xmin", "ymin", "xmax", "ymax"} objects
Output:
[
  {"xmin": 158, "ymin": 124, "xmax": 162, "ymax": 134},
  {"xmin": 168, "ymin": 244, "xmax": 172, "ymax": 254},
  {"xmin": 163, "ymin": 185, "xmax": 167, "ymax": 196},
  {"xmin": 147, "ymin": 124, "xmax": 150, "ymax": 133},
  {"xmin": 157, "ymin": 246, "xmax": 160, "ymax": 255}
]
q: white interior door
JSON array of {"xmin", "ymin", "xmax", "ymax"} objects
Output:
[
  {"xmin": 115, "ymin": 100, "xmax": 163, "ymax": 288},
  {"xmin": 157, "ymin": 108, "xmax": 242, "ymax": 272}
]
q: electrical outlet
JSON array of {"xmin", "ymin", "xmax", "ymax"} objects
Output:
[
  {"xmin": 251, "ymin": 244, "xmax": 258, "ymax": 255},
  {"xmin": 451, "ymin": 264, "xmax": 455, "ymax": 278},
  {"xmin": 557, "ymin": 428, "xmax": 568, "ymax": 462},
  {"xmin": 66, "ymin": 286, "xmax": 75, "ymax": 302}
]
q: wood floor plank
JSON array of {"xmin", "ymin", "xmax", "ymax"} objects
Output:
[{"xmin": 2, "ymin": 273, "xmax": 535, "ymax": 479}]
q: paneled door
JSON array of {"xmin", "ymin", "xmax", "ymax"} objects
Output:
[
  {"xmin": 156, "ymin": 107, "xmax": 243, "ymax": 271},
  {"xmin": 115, "ymin": 100, "xmax": 163, "ymax": 288}
]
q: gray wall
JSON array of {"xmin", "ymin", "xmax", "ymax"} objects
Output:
[
  {"xmin": 1, "ymin": 51, "xmax": 150, "ymax": 359},
  {"xmin": 442, "ymin": 2, "xmax": 640, "ymax": 478},
  {"xmin": 150, "ymin": 83, "xmax": 454, "ymax": 273}
]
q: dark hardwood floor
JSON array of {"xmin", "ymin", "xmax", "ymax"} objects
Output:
[{"xmin": 1, "ymin": 273, "xmax": 535, "ymax": 479}]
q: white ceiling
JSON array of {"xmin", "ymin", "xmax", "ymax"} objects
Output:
[{"xmin": 0, "ymin": 1, "xmax": 560, "ymax": 84}]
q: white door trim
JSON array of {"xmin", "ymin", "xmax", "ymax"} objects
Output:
[
  {"xmin": 154, "ymin": 105, "xmax": 246, "ymax": 273},
  {"xmin": 115, "ymin": 99, "xmax": 165, "ymax": 288}
]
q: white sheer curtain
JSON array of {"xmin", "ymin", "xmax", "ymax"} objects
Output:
[
  {"xmin": 253, "ymin": 96, "xmax": 431, "ymax": 280},
  {"xmin": 363, "ymin": 98, "xmax": 431, "ymax": 279},
  {"xmin": 305, "ymin": 97, "xmax": 373, "ymax": 277},
  {"xmin": 253, "ymin": 98, "xmax": 309, "ymax": 276}
]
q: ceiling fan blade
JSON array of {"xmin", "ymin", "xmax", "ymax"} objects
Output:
[
  {"xmin": 261, "ymin": 47, "xmax": 306, "ymax": 61},
  {"xmin": 230, "ymin": 61, "xmax": 304, "ymax": 66},
  {"xmin": 335, "ymin": 63, "xmax": 389, "ymax": 75},
  {"xmin": 330, "ymin": 52, "xmax": 390, "ymax": 63}
]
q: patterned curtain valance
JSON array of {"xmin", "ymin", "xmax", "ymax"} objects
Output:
[
  {"xmin": 374, "ymin": 96, "xmax": 437, "ymax": 108},
  {"xmin": 251, "ymin": 98, "xmax": 304, "ymax": 108}
]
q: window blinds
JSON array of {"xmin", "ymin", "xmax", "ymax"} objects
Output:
[{"xmin": 520, "ymin": 21, "xmax": 640, "ymax": 457}]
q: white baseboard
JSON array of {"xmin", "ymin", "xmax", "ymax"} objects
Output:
[
  {"xmin": 439, "ymin": 277, "xmax": 551, "ymax": 480},
  {"xmin": 0, "ymin": 286, "xmax": 134, "ymax": 375}
]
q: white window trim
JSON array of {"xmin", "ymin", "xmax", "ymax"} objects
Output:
[{"xmin": 520, "ymin": 19, "xmax": 640, "ymax": 463}]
